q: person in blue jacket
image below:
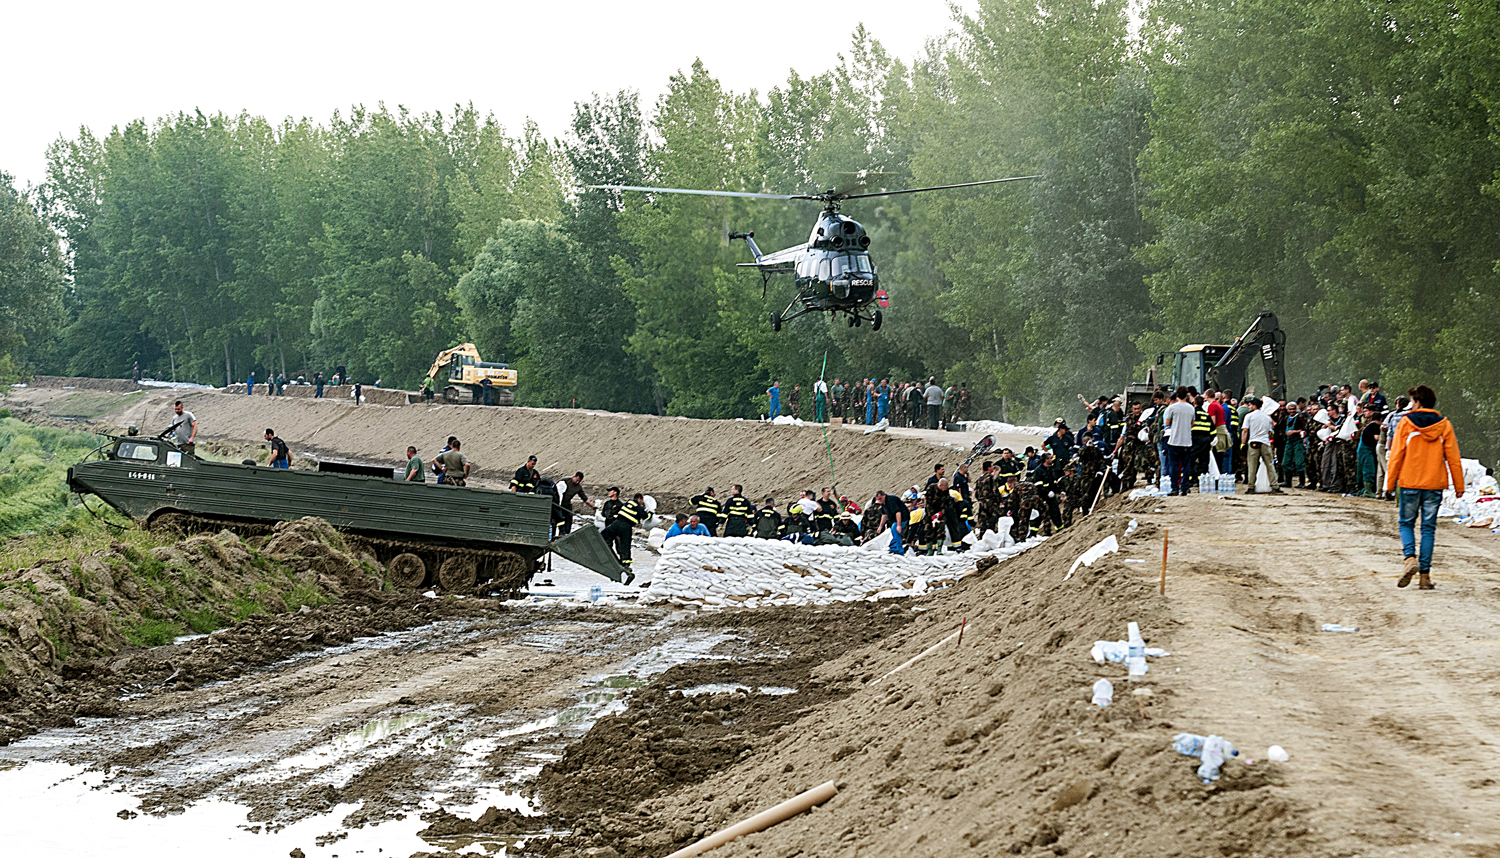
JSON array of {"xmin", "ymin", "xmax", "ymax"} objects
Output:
[{"xmin": 665, "ymin": 513, "xmax": 711, "ymax": 540}]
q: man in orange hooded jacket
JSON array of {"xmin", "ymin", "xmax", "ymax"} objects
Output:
[{"xmin": 1384, "ymin": 384, "xmax": 1464, "ymax": 590}]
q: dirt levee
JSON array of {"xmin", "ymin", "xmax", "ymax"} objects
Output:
[{"xmin": 15, "ymin": 384, "xmax": 1035, "ymax": 505}]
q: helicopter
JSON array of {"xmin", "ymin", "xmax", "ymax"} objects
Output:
[{"xmin": 589, "ymin": 175, "xmax": 1038, "ymax": 332}]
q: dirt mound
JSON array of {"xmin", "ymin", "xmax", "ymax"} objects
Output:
[
  {"xmin": 519, "ymin": 505, "xmax": 1317, "ymax": 858},
  {"xmin": 0, "ymin": 517, "xmax": 393, "ymax": 744},
  {"xmin": 5, "ymin": 381, "xmax": 1038, "ymax": 511},
  {"xmin": 261, "ymin": 517, "xmax": 383, "ymax": 596},
  {"xmin": 28, "ymin": 375, "xmax": 143, "ymax": 392}
]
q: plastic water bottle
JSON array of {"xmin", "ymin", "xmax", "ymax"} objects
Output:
[
  {"xmin": 1126, "ymin": 622, "xmax": 1147, "ymax": 681},
  {"xmin": 1092, "ymin": 679, "xmax": 1113, "ymax": 707},
  {"xmin": 1173, "ymin": 733, "xmax": 1206, "ymax": 756},
  {"xmin": 1198, "ymin": 474, "xmax": 1211, "ymax": 494},
  {"xmin": 1220, "ymin": 475, "xmax": 1234, "ymax": 495},
  {"xmin": 588, "ymin": 584, "xmax": 603, "ymax": 602}
]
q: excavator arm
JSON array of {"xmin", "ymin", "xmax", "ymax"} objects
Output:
[{"xmin": 1206, "ymin": 312, "xmax": 1287, "ymax": 401}]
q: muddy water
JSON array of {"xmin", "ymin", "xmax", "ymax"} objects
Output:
[{"xmin": 0, "ymin": 602, "xmax": 734, "ymax": 856}]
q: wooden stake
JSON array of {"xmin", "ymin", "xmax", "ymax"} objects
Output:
[
  {"xmin": 957, "ymin": 616, "xmax": 967, "ymax": 646},
  {"xmin": 1160, "ymin": 529, "xmax": 1169, "ymax": 595}
]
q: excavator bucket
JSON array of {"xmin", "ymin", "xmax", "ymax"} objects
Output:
[{"xmin": 550, "ymin": 525, "xmax": 630, "ymax": 582}]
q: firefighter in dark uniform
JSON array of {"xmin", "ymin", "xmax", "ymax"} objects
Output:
[
  {"xmin": 952, "ymin": 463, "xmax": 974, "ymax": 531},
  {"xmin": 721, "ymin": 484, "xmax": 755, "ymax": 537},
  {"xmin": 556, "ymin": 472, "xmax": 594, "ymax": 535},
  {"xmin": 511, "ymin": 455, "xmax": 540, "ymax": 492},
  {"xmin": 754, "ymin": 497, "xmax": 782, "ymax": 539},
  {"xmin": 691, "ymin": 487, "xmax": 722, "ymax": 536},
  {"xmin": 994, "ymin": 449, "xmax": 1025, "ymax": 483},
  {"xmin": 600, "ymin": 488, "xmax": 644, "ymax": 581},
  {"xmin": 814, "ymin": 488, "xmax": 838, "ymax": 533}
]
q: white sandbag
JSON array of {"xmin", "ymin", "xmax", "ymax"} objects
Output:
[
  {"xmin": 647, "ymin": 527, "xmax": 668, "ymax": 551},
  {"xmin": 1065, "ymin": 535, "xmax": 1119, "ymax": 581}
]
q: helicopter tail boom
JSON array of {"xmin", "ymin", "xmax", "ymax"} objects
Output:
[{"xmin": 728, "ymin": 230, "xmax": 765, "ymax": 262}]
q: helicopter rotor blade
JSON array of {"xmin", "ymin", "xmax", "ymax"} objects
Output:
[
  {"xmin": 586, "ymin": 184, "xmax": 818, "ymax": 201},
  {"xmin": 837, "ymin": 174, "xmax": 1042, "ymax": 200}
]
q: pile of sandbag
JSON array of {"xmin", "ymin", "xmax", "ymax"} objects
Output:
[
  {"xmin": 1439, "ymin": 458, "xmax": 1494, "ymax": 518},
  {"xmin": 647, "ymin": 529, "xmax": 1042, "ymax": 608}
]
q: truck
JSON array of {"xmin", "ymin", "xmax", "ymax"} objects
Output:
[
  {"xmin": 427, "ymin": 343, "xmax": 517, "ymax": 405},
  {"xmin": 67, "ymin": 436, "xmax": 629, "ymax": 591}
]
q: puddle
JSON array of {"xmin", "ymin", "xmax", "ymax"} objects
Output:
[
  {"xmin": 680, "ymin": 683, "xmax": 798, "ymax": 697},
  {"xmin": 0, "ymin": 614, "xmax": 743, "ymax": 854},
  {"xmin": 0, "ymin": 760, "xmax": 539, "ymax": 857}
]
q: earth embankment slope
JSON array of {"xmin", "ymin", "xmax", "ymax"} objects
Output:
[
  {"xmin": 7, "ymin": 383, "xmax": 1039, "ymax": 504},
  {"xmin": 524, "ymin": 492, "xmax": 1500, "ymax": 858}
]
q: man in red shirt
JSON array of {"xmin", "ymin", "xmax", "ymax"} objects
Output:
[{"xmin": 1206, "ymin": 391, "xmax": 1231, "ymax": 475}]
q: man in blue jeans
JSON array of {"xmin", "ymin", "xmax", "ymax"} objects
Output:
[
  {"xmin": 1384, "ymin": 384, "xmax": 1464, "ymax": 590},
  {"xmin": 1162, "ymin": 386, "xmax": 1197, "ymax": 496}
]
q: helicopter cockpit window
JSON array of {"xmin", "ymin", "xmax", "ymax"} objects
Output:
[
  {"xmin": 856, "ymin": 255, "xmax": 873, "ymax": 273},
  {"xmin": 817, "ymin": 258, "xmax": 831, "ymax": 281}
]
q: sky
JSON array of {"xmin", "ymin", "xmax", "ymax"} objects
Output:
[{"xmin": 1, "ymin": 0, "xmax": 972, "ymax": 191}]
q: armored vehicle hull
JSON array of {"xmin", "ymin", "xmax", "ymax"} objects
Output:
[{"xmin": 67, "ymin": 437, "xmax": 627, "ymax": 591}]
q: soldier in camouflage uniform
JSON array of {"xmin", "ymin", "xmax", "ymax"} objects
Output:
[
  {"xmin": 1013, "ymin": 479, "xmax": 1049, "ymax": 541},
  {"xmin": 1114, "ymin": 402, "xmax": 1148, "ymax": 489},
  {"xmin": 972, "ymin": 461, "xmax": 1000, "ymax": 536}
]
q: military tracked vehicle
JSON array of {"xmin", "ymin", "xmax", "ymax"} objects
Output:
[{"xmin": 67, "ymin": 436, "xmax": 627, "ymax": 592}]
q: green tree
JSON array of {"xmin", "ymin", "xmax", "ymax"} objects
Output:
[{"xmin": 0, "ymin": 172, "xmax": 66, "ymax": 380}]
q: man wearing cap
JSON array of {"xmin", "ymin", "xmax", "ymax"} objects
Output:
[
  {"xmin": 1045, "ymin": 421, "xmax": 1073, "ymax": 465},
  {"xmin": 557, "ymin": 472, "xmax": 595, "ymax": 534},
  {"xmin": 511, "ymin": 456, "xmax": 540, "ymax": 493}
]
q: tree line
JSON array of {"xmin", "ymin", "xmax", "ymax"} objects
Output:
[{"xmin": 3, "ymin": 0, "xmax": 1497, "ymax": 458}]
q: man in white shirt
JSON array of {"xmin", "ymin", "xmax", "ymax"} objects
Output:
[
  {"xmin": 1240, "ymin": 397, "xmax": 1285, "ymax": 494},
  {"xmin": 924, "ymin": 379, "xmax": 944, "ymax": 430},
  {"xmin": 813, "ymin": 378, "xmax": 830, "ymax": 422},
  {"xmin": 1162, "ymin": 386, "xmax": 1197, "ymax": 495}
]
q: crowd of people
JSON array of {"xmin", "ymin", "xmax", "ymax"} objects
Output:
[{"xmin": 767, "ymin": 378, "xmax": 972, "ymax": 428}]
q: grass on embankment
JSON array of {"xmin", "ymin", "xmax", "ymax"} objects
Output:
[{"xmin": 0, "ymin": 415, "xmax": 109, "ymax": 539}]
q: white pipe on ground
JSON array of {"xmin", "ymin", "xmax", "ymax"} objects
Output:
[{"xmin": 662, "ymin": 780, "xmax": 838, "ymax": 858}]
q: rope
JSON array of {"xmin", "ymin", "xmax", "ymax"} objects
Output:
[{"xmin": 818, "ymin": 351, "xmax": 838, "ymax": 495}]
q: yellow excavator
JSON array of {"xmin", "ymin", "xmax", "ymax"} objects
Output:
[{"xmin": 426, "ymin": 344, "xmax": 517, "ymax": 405}]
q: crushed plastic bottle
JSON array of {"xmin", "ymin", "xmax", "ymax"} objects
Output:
[
  {"xmin": 588, "ymin": 584, "xmax": 603, "ymax": 602},
  {"xmin": 1320, "ymin": 623, "xmax": 1359, "ymax": 633},
  {"xmin": 1159, "ymin": 474, "xmax": 1172, "ymax": 494},
  {"xmin": 1266, "ymin": 745, "xmax": 1289, "ymax": 762},
  {"xmin": 1124, "ymin": 518, "xmax": 1139, "ymax": 536},
  {"xmin": 1092, "ymin": 679, "xmax": 1113, "ymax": 707},
  {"xmin": 1173, "ymin": 733, "xmax": 1239, "ymax": 782}
]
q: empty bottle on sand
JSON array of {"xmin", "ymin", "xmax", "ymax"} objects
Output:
[{"xmin": 1092, "ymin": 679, "xmax": 1114, "ymax": 707}]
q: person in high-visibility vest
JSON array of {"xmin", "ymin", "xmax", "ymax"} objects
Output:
[
  {"xmin": 600, "ymin": 489, "xmax": 645, "ymax": 580},
  {"xmin": 510, "ymin": 456, "xmax": 540, "ymax": 492},
  {"xmin": 721, "ymin": 484, "xmax": 755, "ymax": 537},
  {"xmin": 691, "ymin": 487, "xmax": 722, "ymax": 535}
]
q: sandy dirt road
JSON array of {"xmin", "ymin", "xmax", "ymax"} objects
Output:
[{"xmin": 1143, "ymin": 490, "xmax": 1500, "ymax": 854}]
